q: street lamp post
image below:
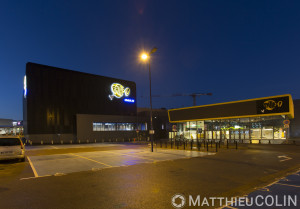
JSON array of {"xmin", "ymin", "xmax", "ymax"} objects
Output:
[{"xmin": 141, "ymin": 47, "xmax": 157, "ymax": 152}]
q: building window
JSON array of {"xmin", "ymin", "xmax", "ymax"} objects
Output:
[
  {"xmin": 137, "ymin": 123, "xmax": 147, "ymax": 131},
  {"xmin": 93, "ymin": 122, "xmax": 143, "ymax": 131}
]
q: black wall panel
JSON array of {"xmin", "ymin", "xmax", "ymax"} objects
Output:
[{"xmin": 24, "ymin": 62, "xmax": 137, "ymax": 135}]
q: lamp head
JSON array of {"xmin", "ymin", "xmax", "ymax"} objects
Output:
[{"xmin": 141, "ymin": 53, "xmax": 148, "ymax": 61}]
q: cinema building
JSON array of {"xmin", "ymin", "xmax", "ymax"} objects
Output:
[
  {"xmin": 23, "ymin": 62, "xmax": 145, "ymax": 144},
  {"xmin": 168, "ymin": 95, "xmax": 295, "ymax": 143}
]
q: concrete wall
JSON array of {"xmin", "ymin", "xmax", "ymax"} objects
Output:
[
  {"xmin": 76, "ymin": 114, "xmax": 139, "ymax": 141},
  {"xmin": 24, "ymin": 134, "xmax": 75, "ymax": 145}
]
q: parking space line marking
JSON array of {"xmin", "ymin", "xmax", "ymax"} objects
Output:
[
  {"xmin": 50, "ymin": 146, "xmax": 59, "ymax": 149},
  {"xmin": 20, "ymin": 175, "xmax": 52, "ymax": 180},
  {"xmin": 275, "ymin": 183, "xmax": 300, "ymax": 188},
  {"xmin": 29, "ymin": 156, "xmax": 80, "ymax": 163},
  {"xmin": 27, "ymin": 156, "xmax": 39, "ymax": 177},
  {"xmin": 103, "ymin": 150, "xmax": 156, "ymax": 161},
  {"xmin": 70, "ymin": 153, "xmax": 112, "ymax": 167}
]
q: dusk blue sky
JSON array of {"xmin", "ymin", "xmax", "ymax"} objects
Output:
[{"xmin": 1, "ymin": 0, "xmax": 300, "ymax": 120}]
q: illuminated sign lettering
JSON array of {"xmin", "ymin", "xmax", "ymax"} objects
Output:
[
  {"xmin": 263, "ymin": 100, "xmax": 283, "ymax": 111},
  {"xmin": 109, "ymin": 83, "xmax": 130, "ymax": 100},
  {"xmin": 124, "ymin": 98, "xmax": 135, "ymax": 103}
]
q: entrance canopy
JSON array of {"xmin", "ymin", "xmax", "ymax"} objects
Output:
[{"xmin": 168, "ymin": 94, "xmax": 294, "ymax": 123}]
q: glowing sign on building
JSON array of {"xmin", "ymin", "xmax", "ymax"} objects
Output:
[
  {"xmin": 109, "ymin": 83, "xmax": 130, "ymax": 100},
  {"xmin": 124, "ymin": 98, "xmax": 135, "ymax": 103}
]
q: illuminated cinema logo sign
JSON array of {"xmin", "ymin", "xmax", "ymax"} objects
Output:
[
  {"xmin": 263, "ymin": 100, "xmax": 283, "ymax": 111},
  {"xmin": 109, "ymin": 83, "xmax": 131, "ymax": 100}
]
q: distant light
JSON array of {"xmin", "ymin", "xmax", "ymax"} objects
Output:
[
  {"xmin": 124, "ymin": 98, "xmax": 135, "ymax": 103},
  {"xmin": 141, "ymin": 53, "xmax": 148, "ymax": 60},
  {"xmin": 23, "ymin": 75, "xmax": 27, "ymax": 98}
]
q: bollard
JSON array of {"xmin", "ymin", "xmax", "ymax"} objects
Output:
[
  {"xmin": 250, "ymin": 139, "xmax": 252, "ymax": 144},
  {"xmin": 216, "ymin": 142, "xmax": 218, "ymax": 152},
  {"xmin": 70, "ymin": 140, "xmax": 73, "ymax": 144},
  {"xmin": 183, "ymin": 141, "xmax": 186, "ymax": 150},
  {"xmin": 51, "ymin": 140, "xmax": 53, "ymax": 145},
  {"xmin": 61, "ymin": 140, "xmax": 63, "ymax": 144},
  {"xmin": 259, "ymin": 140, "xmax": 261, "ymax": 144},
  {"xmin": 206, "ymin": 141, "xmax": 209, "ymax": 151},
  {"xmin": 87, "ymin": 140, "xmax": 89, "ymax": 143},
  {"xmin": 191, "ymin": 140, "xmax": 193, "ymax": 150},
  {"xmin": 79, "ymin": 140, "xmax": 81, "ymax": 144},
  {"xmin": 269, "ymin": 140, "xmax": 271, "ymax": 144},
  {"xmin": 171, "ymin": 139, "xmax": 173, "ymax": 149},
  {"xmin": 197, "ymin": 140, "xmax": 200, "ymax": 151},
  {"xmin": 235, "ymin": 141, "xmax": 238, "ymax": 149},
  {"xmin": 95, "ymin": 139, "xmax": 96, "ymax": 143},
  {"xmin": 41, "ymin": 140, "xmax": 43, "ymax": 145}
]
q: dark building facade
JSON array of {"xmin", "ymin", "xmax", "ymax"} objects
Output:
[
  {"xmin": 23, "ymin": 62, "xmax": 138, "ymax": 143},
  {"xmin": 137, "ymin": 108, "xmax": 171, "ymax": 140},
  {"xmin": 290, "ymin": 99, "xmax": 300, "ymax": 138}
]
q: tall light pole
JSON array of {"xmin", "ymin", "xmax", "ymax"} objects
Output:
[{"xmin": 141, "ymin": 47, "xmax": 157, "ymax": 152}]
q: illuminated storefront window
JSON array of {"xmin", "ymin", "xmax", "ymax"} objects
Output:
[{"xmin": 175, "ymin": 115, "xmax": 287, "ymax": 141}]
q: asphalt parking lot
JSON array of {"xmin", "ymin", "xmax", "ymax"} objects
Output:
[
  {"xmin": 26, "ymin": 146, "xmax": 214, "ymax": 177},
  {"xmin": 221, "ymin": 169, "xmax": 300, "ymax": 209},
  {"xmin": 1, "ymin": 143, "xmax": 300, "ymax": 209}
]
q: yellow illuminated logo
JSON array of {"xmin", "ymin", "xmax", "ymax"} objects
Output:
[
  {"xmin": 263, "ymin": 100, "xmax": 283, "ymax": 111},
  {"xmin": 109, "ymin": 83, "xmax": 130, "ymax": 100}
]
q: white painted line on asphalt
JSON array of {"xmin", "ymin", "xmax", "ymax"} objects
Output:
[
  {"xmin": 275, "ymin": 183, "xmax": 300, "ymax": 188},
  {"xmin": 20, "ymin": 175, "xmax": 52, "ymax": 180},
  {"xmin": 257, "ymin": 187, "xmax": 270, "ymax": 192},
  {"xmin": 70, "ymin": 153, "xmax": 112, "ymax": 167},
  {"xmin": 27, "ymin": 156, "xmax": 39, "ymax": 177},
  {"xmin": 102, "ymin": 150, "xmax": 156, "ymax": 161},
  {"xmin": 50, "ymin": 146, "xmax": 59, "ymax": 149},
  {"xmin": 278, "ymin": 155, "xmax": 292, "ymax": 162},
  {"xmin": 54, "ymin": 173, "xmax": 66, "ymax": 176}
]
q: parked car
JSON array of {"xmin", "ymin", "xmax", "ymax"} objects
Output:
[{"xmin": 0, "ymin": 136, "xmax": 25, "ymax": 162}]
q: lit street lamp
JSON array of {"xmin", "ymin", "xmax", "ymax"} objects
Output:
[{"xmin": 141, "ymin": 47, "xmax": 157, "ymax": 152}]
